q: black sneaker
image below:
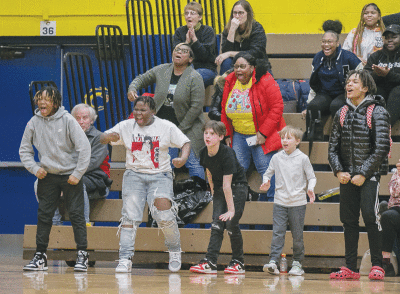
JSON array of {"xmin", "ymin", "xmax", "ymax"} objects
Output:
[
  {"xmin": 74, "ymin": 250, "xmax": 89, "ymax": 272},
  {"xmin": 23, "ymin": 252, "xmax": 48, "ymax": 271}
]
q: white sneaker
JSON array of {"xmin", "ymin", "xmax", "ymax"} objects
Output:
[
  {"xmin": 289, "ymin": 261, "xmax": 304, "ymax": 276},
  {"xmin": 263, "ymin": 260, "xmax": 279, "ymax": 275},
  {"xmin": 115, "ymin": 259, "xmax": 132, "ymax": 273},
  {"xmin": 168, "ymin": 251, "xmax": 181, "ymax": 272}
]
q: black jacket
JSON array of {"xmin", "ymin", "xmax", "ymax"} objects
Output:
[
  {"xmin": 364, "ymin": 46, "xmax": 400, "ymax": 92},
  {"xmin": 173, "ymin": 24, "xmax": 217, "ymax": 71},
  {"xmin": 221, "ymin": 20, "xmax": 270, "ymax": 69},
  {"xmin": 328, "ymin": 95, "xmax": 390, "ymax": 179}
]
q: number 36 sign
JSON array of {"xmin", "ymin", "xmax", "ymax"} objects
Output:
[{"xmin": 40, "ymin": 21, "xmax": 56, "ymax": 36}]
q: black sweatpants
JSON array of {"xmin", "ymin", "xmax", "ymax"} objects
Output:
[
  {"xmin": 36, "ymin": 173, "xmax": 87, "ymax": 252},
  {"xmin": 339, "ymin": 178, "xmax": 382, "ymax": 271}
]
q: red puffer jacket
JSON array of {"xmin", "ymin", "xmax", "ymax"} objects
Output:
[{"xmin": 221, "ymin": 70, "xmax": 285, "ymax": 154}]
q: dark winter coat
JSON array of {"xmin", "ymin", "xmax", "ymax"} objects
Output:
[{"xmin": 328, "ymin": 95, "xmax": 390, "ymax": 179}]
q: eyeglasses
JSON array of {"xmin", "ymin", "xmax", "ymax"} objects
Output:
[
  {"xmin": 185, "ymin": 11, "xmax": 198, "ymax": 16},
  {"xmin": 233, "ymin": 11, "xmax": 245, "ymax": 16},
  {"xmin": 174, "ymin": 47, "xmax": 190, "ymax": 54},
  {"xmin": 321, "ymin": 40, "xmax": 335, "ymax": 45},
  {"xmin": 234, "ymin": 64, "xmax": 249, "ymax": 69}
]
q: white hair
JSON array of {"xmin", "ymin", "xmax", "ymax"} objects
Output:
[{"xmin": 71, "ymin": 103, "xmax": 98, "ymax": 122}]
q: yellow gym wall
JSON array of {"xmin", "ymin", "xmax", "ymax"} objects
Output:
[{"xmin": 0, "ymin": 0, "xmax": 399, "ymax": 36}]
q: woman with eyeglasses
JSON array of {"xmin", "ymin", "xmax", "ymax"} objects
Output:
[
  {"xmin": 221, "ymin": 52, "xmax": 286, "ymax": 201},
  {"xmin": 215, "ymin": 0, "xmax": 270, "ymax": 75},
  {"xmin": 342, "ymin": 3, "xmax": 385, "ymax": 67},
  {"xmin": 304, "ymin": 20, "xmax": 361, "ymax": 142},
  {"xmin": 173, "ymin": 1, "xmax": 217, "ymax": 88},
  {"xmin": 127, "ymin": 43, "xmax": 206, "ymax": 179}
]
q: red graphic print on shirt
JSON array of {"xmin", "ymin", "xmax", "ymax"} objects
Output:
[{"xmin": 131, "ymin": 135, "xmax": 160, "ymax": 169}]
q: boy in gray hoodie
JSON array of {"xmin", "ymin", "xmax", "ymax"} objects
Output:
[
  {"xmin": 19, "ymin": 86, "xmax": 91, "ymax": 272},
  {"xmin": 261, "ymin": 126, "xmax": 316, "ymax": 276}
]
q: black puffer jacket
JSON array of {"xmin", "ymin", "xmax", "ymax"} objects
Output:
[{"xmin": 328, "ymin": 95, "xmax": 390, "ymax": 179}]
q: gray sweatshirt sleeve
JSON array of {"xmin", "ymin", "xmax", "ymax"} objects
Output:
[
  {"xmin": 304, "ymin": 156, "xmax": 317, "ymax": 191},
  {"xmin": 19, "ymin": 118, "xmax": 42, "ymax": 176},
  {"xmin": 86, "ymin": 134, "xmax": 108, "ymax": 173},
  {"xmin": 68, "ymin": 118, "xmax": 91, "ymax": 180},
  {"xmin": 262, "ymin": 156, "xmax": 276, "ymax": 183}
]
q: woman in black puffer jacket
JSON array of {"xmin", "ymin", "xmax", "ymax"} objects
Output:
[{"xmin": 328, "ymin": 70, "xmax": 391, "ymax": 280}]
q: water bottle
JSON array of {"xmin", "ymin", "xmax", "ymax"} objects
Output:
[{"xmin": 280, "ymin": 253, "xmax": 287, "ymax": 273}]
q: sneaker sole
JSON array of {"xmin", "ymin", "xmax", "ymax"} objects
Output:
[
  {"xmin": 23, "ymin": 267, "xmax": 48, "ymax": 271},
  {"xmin": 224, "ymin": 269, "xmax": 245, "ymax": 274},
  {"xmin": 168, "ymin": 266, "xmax": 181, "ymax": 272},
  {"xmin": 115, "ymin": 269, "xmax": 131, "ymax": 273},
  {"xmin": 190, "ymin": 268, "xmax": 217, "ymax": 274}
]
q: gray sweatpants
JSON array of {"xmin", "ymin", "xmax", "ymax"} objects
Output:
[{"xmin": 269, "ymin": 203, "xmax": 306, "ymax": 263}]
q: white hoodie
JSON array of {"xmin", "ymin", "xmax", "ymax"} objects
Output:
[{"xmin": 19, "ymin": 106, "xmax": 91, "ymax": 180}]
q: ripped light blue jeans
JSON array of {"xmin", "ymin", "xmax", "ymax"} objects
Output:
[{"xmin": 119, "ymin": 169, "xmax": 181, "ymax": 260}]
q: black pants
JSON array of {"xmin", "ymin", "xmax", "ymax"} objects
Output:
[
  {"xmin": 205, "ymin": 184, "xmax": 247, "ymax": 264},
  {"xmin": 36, "ymin": 174, "xmax": 87, "ymax": 252},
  {"xmin": 307, "ymin": 92, "xmax": 346, "ymax": 119},
  {"xmin": 306, "ymin": 92, "xmax": 345, "ymax": 138},
  {"xmin": 340, "ymin": 178, "xmax": 382, "ymax": 271},
  {"xmin": 381, "ymin": 206, "xmax": 400, "ymax": 253},
  {"xmin": 377, "ymin": 86, "xmax": 400, "ymax": 126}
]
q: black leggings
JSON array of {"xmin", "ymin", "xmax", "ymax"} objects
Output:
[{"xmin": 306, "ymin": 92, "xmax": 346, "ymax": 131}]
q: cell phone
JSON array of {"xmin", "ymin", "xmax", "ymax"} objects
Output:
[{"xmin": 246, "ymin": 135, "xmax": 257, "ymax": 146}]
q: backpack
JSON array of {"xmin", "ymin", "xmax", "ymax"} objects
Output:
[{"xmin": 339, "ymin": 104, "xmax": 392, "ymax": 157}]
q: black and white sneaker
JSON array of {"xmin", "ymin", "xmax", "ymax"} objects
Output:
[
  {"xmin": 23, "ymin": 252, "xmax": 48, "ymax": 271},
  {"xmin": 74, "ymin": 250, "xmax": 89, "ymax": 272}
]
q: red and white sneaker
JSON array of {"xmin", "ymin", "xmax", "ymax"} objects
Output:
[
  {"xmin": 224, "ymin": 260, "xmax": 245, "ymax": 274},
  {"xmin": 190, "ymin": 259, "xmax": 217, "ymax": 274}
]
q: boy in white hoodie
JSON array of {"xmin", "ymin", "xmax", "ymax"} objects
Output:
[
  {"xmin": 19, "ymin": 86, "xmax": 91, "ymax": 272},
  {"xmin": 261, "ymin": 126, "xmax": 316, "ymax": 276}
]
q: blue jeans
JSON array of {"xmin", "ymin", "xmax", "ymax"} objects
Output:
[
  {"xmin": 232, "ymin": 132, "xmax": 276, "ymax": 201},
  {"xmin": 196, "ymin": 68, "xmax": 217, "ymax": 88},
  {"xmin": 220, "ymin": 57, "xmax": 233, "ymax": 75},
  {"xmin": 119, "ymin": 170, "xmax": 180, "ymax": 260},
  {"xmin": 169, "ymin": 148, "xmax": 205, "ymax": 179},
  {"xmin": 269, "ymin": 204, "xmax": 306, "ymax": 262}
]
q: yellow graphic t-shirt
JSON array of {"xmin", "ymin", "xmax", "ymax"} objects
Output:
[{"xmin": 226, "ymin": 78, "xmax": 256, "ymax": 135}]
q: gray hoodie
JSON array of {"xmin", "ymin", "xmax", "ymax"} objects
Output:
[
  {"xmin": 263, "ymin": 149, "xmax": 316, "ymax": 207},
  {"xmin": 19, "ymin": 106, "xmax": 91, "ymax": 180}
]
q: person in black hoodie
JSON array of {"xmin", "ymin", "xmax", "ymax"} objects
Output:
[
  {"xmin": 365, "ymin": 24, "xmax": 400, "ymax": 125},
  {"xmin": 328, "ymin": 70, "xmax": 391, "ymax": 280}
]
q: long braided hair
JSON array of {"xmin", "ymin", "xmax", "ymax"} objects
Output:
[{"xmin": 352, "ymin": 3, "xmax": 385, "ymax": 57}]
